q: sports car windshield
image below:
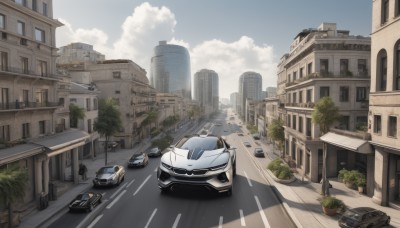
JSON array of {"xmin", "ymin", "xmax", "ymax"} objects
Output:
[{"xmin": 176, "ymin": 136, "xmax": 224, "ymax": 151}]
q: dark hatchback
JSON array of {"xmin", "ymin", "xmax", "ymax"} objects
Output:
[
  {"xmin": 128, "ymin": 152, "xmax": 149, "ymax": 168},
  {"xmin": 68, "ymin": 192, "xmax": 102, "ymax": 212},
  {"xmin": 338, "ymin": 207, "xmax": 390, "ymax": 228},
  {"xmin": 254, "ymin": 148, "xmax": 265, "ymax": 157}
]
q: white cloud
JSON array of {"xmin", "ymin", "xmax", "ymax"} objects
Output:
[{"xmin": 56, "ymin": 3, "xmax": 276, "ymax": 98}]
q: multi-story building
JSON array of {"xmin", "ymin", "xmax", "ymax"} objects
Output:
[
  {"xmin": 150, "ymin": 41, "xmax": 191, "ymax": 100},
  {"xmin": 230, "ymin": 92, "xmax": 238, "ymax": 111},
  {"xmin": 193, "ymin": 69, "xmax": 219, "ymax": 116},
  {"xmin": 238, "ymin": 72, "xmax": 262, "ymax": 119},
  {"xmin": 156, "ymin": 93, "xmax": 186, "ymax": 130},
  {"xmin": 265, "ymin": 87, "xmax": 277, "ymax": 98},
  {"xmin": 0, "ymin": 0, "xmax": 88, "ymax": 207},
  {"xmin": 369, "ymin": 0, "xmax": 400, "ymax": 207},
  {"xmin": 56, "ymin": 42, "xmax": 105, "ymax": 64},
  {"xmin": 282, "ymin": 23, "xmax": 371, "ymax": 185},
  {"xmin": 264, "ymin": 97, "xmax": 280, "ymax": 141}
]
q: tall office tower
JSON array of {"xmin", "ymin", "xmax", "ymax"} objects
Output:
[
  {"xmin": 230, "ymin": 92, "xmax": 238, "ymax": 111},
  {"xmin": 150, "ymin": 41, "xmax": 191, "ymax": 100},
  {"xmin": 193, "ymin": 69, "xmax": 219, "ymax": 115},
  {"xmin": 238, "ymin": 72, "xmax": 262, "ymax": 117},
  {"xmin": 57, "ymin": 42, "xmax": 105, "ymax": 64}
]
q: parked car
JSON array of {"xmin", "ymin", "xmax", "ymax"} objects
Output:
[
  {"xmin": 254, "ymin": 148, "xmax": 265, "ymax": 157},
  {"xmin": 128, "ymin": 152, "xmax": 149, "ymax": 168},
  {"xmin": 252, "ymin": 134, "xmax": 260, "ymax": 140},
  {"xmin": 243, "ymin": 141, "xmax": 251, "ymax": 147},
  {"xmin": 338, "ymin": 207, "xmax": 390, "ymax": 228},
  {"xmin": 93, "ymin": 165, "xmax": 125, "ymax": 187},
  {"xmin": 148, "ymin": 147, "xmax": 162, "ymax": 157},
  {"xmin": 237, "ymin": 132, "xmax": 244, "ymax": 136},
  {"xmin": 68, "ymin": 192, "xmax": 102, "ymax": 212},
  {"xmin": 157, "ymin": 134, "xmax": 236, "ymax": 196}
]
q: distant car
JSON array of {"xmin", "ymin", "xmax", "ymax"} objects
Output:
[
  {"xmin": 148, "ymin": 147, "xmax": 162, "ymax": 157},
  {"xmin": 252, "ymin": 134, "xmax": 260, "ymax": 140},
  {"xmin": 254, "ymin": 148, "xmax": 264, "ymax": 157},
  {"xmin": 93, "ymin": 165, "xmax": 125, "ymax": 187},
  {"xmin": 243, "ymin": 142, "xmax": 251, "ymax": 147},
  {"xmin": 338, "ymin": 207, "xmax": 390, "ymax": 228},
  {"xmin": 238, "ymin": 133, "xmax": 244, "ymax": 136},
  {"xmin": 128, "ymin": 152, "xmax": 149, "ymax": 168},
  {"xmin": 68, "ymin": 192, "xmax": 102, "ymax": 212}
]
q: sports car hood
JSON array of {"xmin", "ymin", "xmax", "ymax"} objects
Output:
[
  {"xmin": 96, "ymin": 173, "xmax": 115, "ymax": 179},
  {"xmin": 161, "ymin": 147, "xmax": 229, "ymax": 170}
]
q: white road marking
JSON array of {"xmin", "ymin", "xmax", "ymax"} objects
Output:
[
  {"xmin": 86, "ymin": 214, "xmax": 103, "ymax": 228},
  {"xmin": 154, "ymin": 167, "xmax": 158, "ymax": 172},
  {"xmin": 239, "ymin": 209, "xmax": 246, "ymax": 226},
  {"xmin": 219, "ymin": 216, "xmax": 223, "ymax": 228},
  {"xmin": 144, "ymin": 208, "xmax": 157, "ymax": 228},
  {"xmin": 126, "ymin": 179, "xmax": 135, "ymax": 188},
  {"xmin": 133, "ymin": 175, "xmax": 151, "ymax": 196},
  {"xmin": 106, "ymin": 190, "xmax": 126, "ymax": 209},
  {"xmin": 110, "ymin": 182, "xmax": 128, "ymax": 199},
  {"xmin": 243, "ymin": 171, "xmax": 253, "ymax": 187},
  {"xmin": 254, "ymin": 195, "xmax": 271, "ymax": 228},
  {"xmin": 172, "ymin": 213, "xmax": 181, "ymax": 228}
]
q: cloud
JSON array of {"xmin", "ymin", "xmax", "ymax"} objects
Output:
[{"xmin": 55, "ymin": 3, "xmax": 276, "ymax": 98}]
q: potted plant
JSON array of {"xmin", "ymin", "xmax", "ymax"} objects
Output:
[
  {"xmin": 356, "ymin": 174, "xmax": 366, "ymax": 194},
  {"xmin": 343, "ymin": 170, "xmax": 360, "ymax": 189},
  {"xmin": 320, "ymin": 196, "xmax": 343, "ymax": 216},
  {"xmin": 338, "ymin": 168, "xmax": 348, "ymax": 183}
]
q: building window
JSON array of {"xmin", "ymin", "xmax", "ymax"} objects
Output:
[
  {"xmin": 287, "ymin": 114, "xmax": 291, "ymax": 128},
  {"xmin": 70, "ymin": 98, "xmax": 77, "ymax": 103},
  {"xmin": 306, "ymin": 118, "xmax": 312, "ymax": 137},
  {"xmin": 88, "ymin": 119, "xmax": 92, "ymax": 133},
  {"xmin": 39, "ymin": 121, "xmax": 45, "ymax": 135},
  {"xmin": 37, "ymin": 60, "xmax": 47, "ymax": 76},
  {"xmin": 86, "ymin": 98, "xmax": 91, "ymax": 111},
  {"xmin": 340, "ymin": 59, "xmax": 349, "ymax": 76},
  {"xmin": 382, "ymin": 0, "xmax": 389, "ymax": 24},
  {"xmin": 0, "ymin": 14, "xmax": 5, "ymax": 29},
  {"xmin": 292, "ymin": 92, "xmax": 297, "ymax": 104},
  {"xmin": 358, "ymin": 59, "xmax": 368, "ymax": 77},
  {"xmin": 32, "ymin": 0, "xmax": 37, "ymax": 11},
  {"xmin": 374, "ymin": 115, "xmax": 382, "ymax": 134},
  {"xmin": 113, "ymin": 72, "xmax": 121, "ymax": 79},
  {"xmin": 388, "ymin": 116, "xmax": 397, "ymax": 138},
  {"xmin": 93, "ymin": 98, "xmax": 98, "ymax": 110},
  {"xmin": 307, "ymin": 62, "xmax": 313, "ymax": 75},
  {"xmin": 299, "ymin": 90, "xmax": 303, "ymax": 104},
  {"xmin": 356, "ymin": 87, "xmax": 367, "ymax": 101},
  {"xmin": 22, "ymin": 123, "xmax": 30, "ymax": 138},
  {"xmin": 300, "ymin": 68, "xmax": 304, "ymax": 78},
  {"xmin": 0, "ymin": 125, "xmax": 10, "ymax": 142},
  {"xmin": 287, "ymin": 74, "xmax": 291, "ymax": 83},
  {"xmin": 21, "ymin": 57, "xmax": 28, "ymax": 74},
  {"xmin": 42, "ymin": 3, "xmax": 48, "ymax": 16},
  {"xmin": 320, "ymin": 59, "xmax": 329, "ymax": 76},
  {"xmin": 16, "ymin": 0, "xmax": 27, "ymax": 6},
  {"xmin": 320, "ymin": 87, "xmax": 330, "ymax": 98},
  {"xmin": 356, "ymin": 116, "xmax": 368, "ymax": 131},
  {"xmin": 1, "ymin": 88, "xmax": 9, "ymax": 109},
  {"xmin": 378, "ymin": 52, "xmax": 387, "ymax": 91},
  {"xmin": 17, "ymin": 21, "xmax": 25, "ymax": 36},
  {"xmin": 115, "ymin": 90, "xmax": 120, "ymax": 94},
  {"xmin": 395, "ymin": 42, "xmax": 400, "ymax": 90},
  {"xmin": 35, "ymin": 89, "xmax": 48, "ymax": 106},
  {"xmin": 293, "ymin": 71, "xmax": 297, "ymax": 81},
  {"xmin": 306, "ymin": 89, "xmax": 312, "ymax": 103},
  {"xmin": 299, "ymin": 116, "xmax": 303, "ymax": 133},
  {"xmin": 23, "ymin": 89, "xmax": 29, "ymax": 107},
  {"xmin": 0, "ymin": 51, "xmax": 8, "ymax": 71},
  {"xmin": 35, "ymin": 28, "xmax": 45, "ymax": 42},
  {"xmin": 339, "ymin": 116, "xmax": 350, "ymax": 130},
  {"xmin": 292, "ymin": 115, "xmax": 297, "ymax": 130},
  {"xmin": 339, "ymin": 86, "xmax": 349, "ymax": 102}
]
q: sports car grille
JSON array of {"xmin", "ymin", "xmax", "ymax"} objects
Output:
[{"xmin": 172, "ymin": 168, "xmax": 208, "ymax": 175}]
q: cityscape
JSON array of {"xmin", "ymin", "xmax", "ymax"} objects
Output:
[{"xmin": 0, "ymin": 0, "xmax": 399, "ymax": 228}]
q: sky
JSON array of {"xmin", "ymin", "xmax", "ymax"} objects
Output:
[{"xmin": 53, "ymin": 0, "xmax": 372, "ymax": 99}]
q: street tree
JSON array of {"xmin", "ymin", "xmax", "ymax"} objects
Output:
[
  {"xmin": 94, "ymin": 98, "xmax": 122, "ymax": 166},
  {"xmin": 311, "ymin": 96, "xmax": 340, "ymax": 196},
  {"xmin": 268, "ymin": 119, "xmax": 285, "ymax": 152},
  {"xmin": 69, "ymin": 103, "xmax": 85, "ymax": 128},
  {"xmin": 0, "ymin": 166, "xmax": 28, "ymax": 228}
]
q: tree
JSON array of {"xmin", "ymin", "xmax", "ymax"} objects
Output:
[
  {"xmin": 94, "ymin": 98, "xmax": 122, "ymax": 165},
  {"xmin": 311, "ymin": 96, "xmax": 340, "ymax": 196},
  {"xmin": 0, "ymin": 166, "xmax": 28, "ymax": 228},
  {"xmin": 69, "ymin": 103, "xmax": 85, "ymax": 128},
  {"xmin": 268, "ymin": 119, "xmax": 285, "ymax": 153}
]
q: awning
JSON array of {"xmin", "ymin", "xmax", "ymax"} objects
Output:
[
  {"xmin": 320, "ymin": 132, "xmax": 373, "ymax": 154},
  {"xmin": 32, "ymin": 129, "xmax": 89, "ymax": 157},
  {"xmin": 0, "ymin": 144, "xmax": 43, "ymax": 165}
]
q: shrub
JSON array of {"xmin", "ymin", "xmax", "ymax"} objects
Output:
[
  {"xmin": 267, "ymin": 158, "xmax": 282, "ymax": 171},
  {"xmin": 268, "ymin": 158, "xmax": 293, "ymax": 180},
  {"xmin": 338, "ymin": 168, "xmax": 348, "ymax": 181},
  {"xmin": 276, "ymin": 165, "xmax": 292, "ymax": 180},
  {"xmin": 356, "ymin": 174, "xmax": 366, "ymax": 187},
  {"xmin": 320, "ymin": 196, "xmax": 343, "ymax": 209}
]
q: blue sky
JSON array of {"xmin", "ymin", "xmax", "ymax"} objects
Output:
[{"xmin": 54, "ymin": 0, "xmax": 372, "ymax": 98}]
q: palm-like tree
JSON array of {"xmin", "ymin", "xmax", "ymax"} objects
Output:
[
  {"xmin": 312, "ymin": 96, "xmax": 340, "ymax": 196},
  {"xmin": 0, "ymin": 166, "xmax": 28, "ymax": 228},
  {"xmin": 69, "ymin": 103, "xmax": 85, "ymax": 128}
]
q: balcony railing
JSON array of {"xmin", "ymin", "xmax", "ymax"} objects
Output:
[
  {"xmin": 0, "ymin": 66, "xmax": 59, "ymax": 78},
  {"xmin": 285, "ymin": 102, "xmax": 315, "ymax": 108},
  {"xmin": 0, "ymin": 101, "xmax": 59, "ymax": 111},
  {"xmin": 285, "ymin": 71, "xmax": 370, "ymax": 87}
]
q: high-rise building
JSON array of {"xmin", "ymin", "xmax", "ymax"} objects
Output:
[
  {"xmin": 369, "ymin": 0, "xmax": 400, "ymax": 207},
  {"xmin": 150, "ymin": 41, "xmax": 191, "ymax": 100},
  {"xmin": 193, "ymin": 69, "xmax": 219, "ymax": 115},
  {"xmin": 238, "ymin": 72, "xmax": 262, "ymax": 118}
]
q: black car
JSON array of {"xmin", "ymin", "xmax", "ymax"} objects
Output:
[
  {"xmin": 128, "ymin": 152, "xmax": 149, "ymax": 168},
  {"xmin": 148, "ymin": 147, "xmax": 162, "ymax": 157},
  {"xmin": 69, "ymin": 192, "xmax": 102, "ymax": 212},
  {"xmin": 338, "ymin": 207, "xmax": 390, "ymax": 228},
  {"xmin": 254, "ymin": 148, "xmax": 265, "ymax": 157}
]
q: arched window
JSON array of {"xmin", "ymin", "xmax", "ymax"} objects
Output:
[
  {"xmin": 377, "ymin": 49, "xmax": 387, "ymax": 91},
  {"xmin": 395, "ymin": 41, "xmax": 400, "ymax": 90}
]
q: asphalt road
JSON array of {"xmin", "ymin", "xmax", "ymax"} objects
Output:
[{"xmin": 48, "ymin": 110, "xmax": 295, "ymax": 228}]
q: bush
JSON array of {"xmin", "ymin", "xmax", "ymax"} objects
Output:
[
  {"xmin": 338, "ymin": 168, "xmax": 348, "ymax": 182},
  {"xmin": 268, "ymin": 158, "xmax": 292, "ymax": 180},
  {"xmin": 276, "ymin": 165, "xmax": 292, "ymax": 180},
  {"xmin": 320, "ymin": 196, "xmax": 343, "ymax": 209},
  {"xmin": 343, "ymin": 170, "xmax": 362, "ymax": 183},
  {"xmin": 267, "ymin": 158, "xmax": 282, "ymax": 171},
  {"xmin": 356, "ymin": 174, "xmax": 366, "ymax": 187}
]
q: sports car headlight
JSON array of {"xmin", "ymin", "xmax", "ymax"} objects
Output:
[
  {"xmin": 161, "ymin": 162, "xmax": 172, "ymax": 169},
  {"xmin": 209, "ymin": 163, "xmax": 228, "ymax": 171}
]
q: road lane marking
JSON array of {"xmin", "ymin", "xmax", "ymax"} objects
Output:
[
  {"xmin": 107, "ymin": 190, "xmax": 126, "ymax": 209},
  {"xmin": 243, "ymin": 171, "xmax": 253, "ymax": 187},
  {"xmin": 254, "ymin": 195, "xmax": 271, "ymax": 228},
  {"xmin": 127, "ymin": 179, "xmax": 135, "ymax": 188},
  {"xmin": 133, "ymin": 174, "xmax": 151, "ymax": 196},
  {"xmin": 110, "ymin": 182, "xmax": 128, "ymax": 199},
  {"xmin": 145, "ymin": 208, "xmax": 157, "ymax": 228},
  {"xmin": 219, "ymin": 216, "xmax": 223, "ymax": 228},
  {"xmin": 154, "ymin": 167, "xmax": 158, "ymax": 172},
  {"xmin": 239, "ymin": 209, "xmax": 246, "ymax": 226},
  {"xmin": 172, "ymin": 213, "xmax": 181, "ymax": 228},
  {"xmin": 87, "ymin": 214, "xmax": 103, "ymax": 228}
]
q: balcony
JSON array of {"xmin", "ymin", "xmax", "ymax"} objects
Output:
[
  {"xmin": 0, "ymin": 101, "xmax": 59, "ymax": 111},
  {"xmin": 285, "ymin": 71, "xmax": 369, "ymax": 87},
  {"xmin": 285, "ymin": 102, "xmax": 315, "ymax": 108},
  {"xmin": 0, "ymin": 66, "xmax": 59, "ymax": 79}
]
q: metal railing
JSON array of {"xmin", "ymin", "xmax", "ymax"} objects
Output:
[{"xmin": 0, "ymin": 101, "xmax": 59, "ymax": 110}]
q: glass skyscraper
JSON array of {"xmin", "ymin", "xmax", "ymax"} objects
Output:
[
  {"xmin": 238, "ymin": 71, "xmax": 262, "ymax": 117},
  {"xmin": 194, "ymin": 69, "xmax": 219, "ymax": 114},
  {"xmin": 150, "ymin": 41, "xmax": 191, "ymax": 100}
]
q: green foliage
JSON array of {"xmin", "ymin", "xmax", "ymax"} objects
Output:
[
  {"xmin": 268, "ymin": 119, "xmax": 285, "ymax": 144},
  {"xmin": 343, "ymin": 170, "xmax": 362, "ymax": 183},
  {"xmin": 151, "ymin": 134, "xmax": 173, "ymax": 151},
  {"xmin": 338, "ymin": 168, "xmax": 348, "ymax": 181},
  {"xmin": 311, "ymin": 96, "xmax": 340, "ymax": 135},
  {"xmin": 356, "ymin": 174, "xmax": 366, "ymax": 187},
  {"xmin": 267, "ymin": 158, "xmax": 292, "ymax": 180},
  {"xmin": 246, "ymin": 125, "xmax": 258, "ymax": 134},
  {"xmin": 69, "ymin": 103, "xmax": 85, "ymax": 128},
  {"xmin": 267, "ymin": 158, "xmax": 282, "ymax": 171},
  {"xmin": 0, "ymin": 166, "xmax": 28, "ymax": 205},
  {"xmin": 94, "ymin": 98, "xmax": 122, "ymax": 138},
  {"xmin": 320, "ymin": 196, "xmax": 343, "ymax": 209},
  {"xmin": 141, "ymin": 111, "xmax": 158, "ymax": 127},
  {"xmin": 162, "ymin": 115, "xmax": 180, "ymax": 128}
]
